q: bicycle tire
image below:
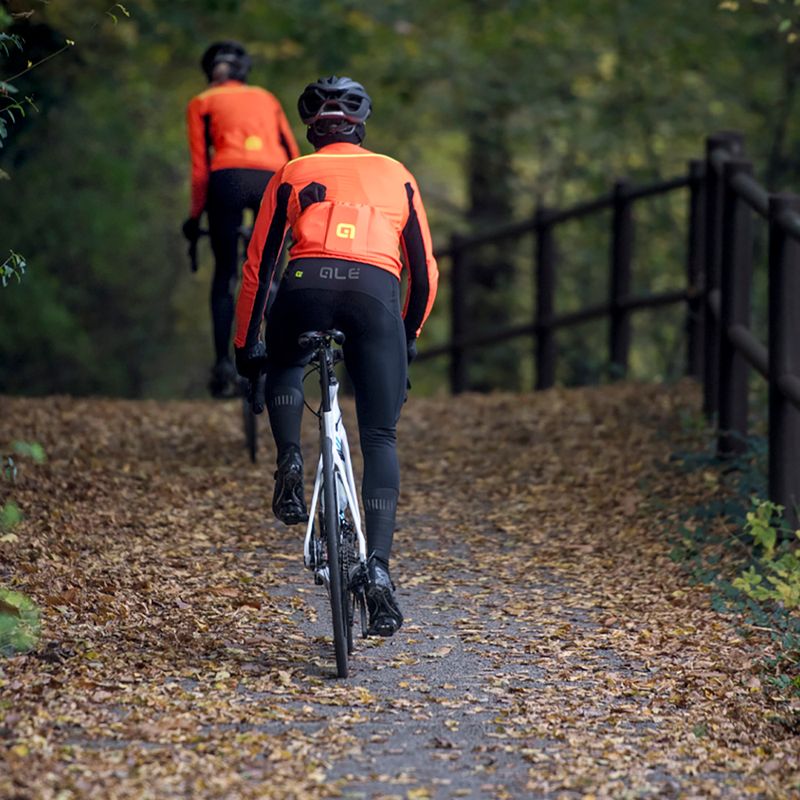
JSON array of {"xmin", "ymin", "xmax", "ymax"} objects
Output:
[
  {"xmin": 241, "ymin": 395, "xmax": 257, "ymax": 463},
  {"xmin": 337, "ymin": 484, "xmax": 360, "ymax": 654},
  {"xmin": 321, "ymin": 436, "xmax": 349, "ymax": 677}
]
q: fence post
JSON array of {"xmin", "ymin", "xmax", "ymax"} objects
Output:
[
  {"xmin": 535, "ymin": 208, "xmax": 556, "ymax": 390},
  {"xmin": 768, "ymin": 194, "xmax": 800, "ymax": 530},
  {"xmin": 609, "ymin": 179, "xmax": 633, "ymax": 378},
  {"xmin": 686, "ymin": 159, "xmax": 706, "ymax": 379},
  {"xmin": 450, "ymin": 234, "xmax": 467, "ymax": 394},
  {"xmin": 703, "ymin": 131, "xmax": 745, "ymax": 419},
  {"xmin": 717, "ymin": 159, "xmax": 754, "ymax": 457}
]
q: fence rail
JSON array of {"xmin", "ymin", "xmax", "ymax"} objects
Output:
[{"xmin": 418, "ymin": 130, "xmax": 800, "ymax": 528}]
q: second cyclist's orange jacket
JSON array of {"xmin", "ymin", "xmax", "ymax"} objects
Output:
[
  {"xmin": 187, "ymin": 80, "xmax": 300, "ymax": 217},
  {"xmin": 234, "ymin": 142, "xmax": 438, "ymax": 350}
]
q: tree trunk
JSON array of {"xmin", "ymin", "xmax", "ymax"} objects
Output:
[{"xmin": 462, "ymin": 106, "xmax": 520, "ymax": 391}]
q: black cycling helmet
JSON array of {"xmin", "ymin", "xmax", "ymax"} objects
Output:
[
  {"xmin": 297, "ymin": 76, "xmax": 372, "ymax": 126},
  {"xmin": 201, "ymin": 41, "xmax": 252, "ymax": 82}
]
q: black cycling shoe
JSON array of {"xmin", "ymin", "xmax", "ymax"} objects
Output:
[
  {"xmin": 208, "ymin": 357, "xmax": 238, "ymax": 399},
  {"xmin": 366, "ymin": 556, "xmax": 403, "ymax": 637},
  {"xmin": 272, "ymin": 447, "xmax": 308, "ymax": 525}
]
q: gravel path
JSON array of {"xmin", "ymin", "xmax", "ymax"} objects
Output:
[{"xmin": 1, "ymin": 384, "xmax": 798, "ymax": 798}]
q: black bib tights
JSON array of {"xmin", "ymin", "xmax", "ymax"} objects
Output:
[
  {"xmin": 207, "ymin": 168, "xmax": 273, "ymax": 362},
  {"xmin": 264, "ymin": 258, "xmax": 407, "ymax": 566}
]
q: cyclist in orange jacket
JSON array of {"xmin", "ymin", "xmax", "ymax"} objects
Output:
[
  {"xmin": 233, "ymin": 76, "xmax": 438, "ymax": 636},
  {"xmin": 183, "ymin": 41, "xmax": 299, "ymax": 397}
]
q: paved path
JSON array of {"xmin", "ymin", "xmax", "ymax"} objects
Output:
[{"xmin": 1, "ymin": 384, "xmax": 797, "ymax": 798}]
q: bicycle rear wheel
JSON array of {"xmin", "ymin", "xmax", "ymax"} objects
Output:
[
  {"xmin": 321, "ymin": 437, "xmax": 349, "ymax": 677},
  {"xmin": 338, "ymin": 490, "xmax": 365, "ymax": 652}
]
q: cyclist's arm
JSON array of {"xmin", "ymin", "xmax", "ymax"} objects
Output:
[
  {"xmin": 234, "ymin": 171, "xmax": 292, "ymax": 351},
  {"xmin": 187, "ymin": 97, "xmax": 210, "ymax": 218},
  {"xmin": 400, "ymin": 174, "xmax": 439, "ymax": 339},
  {"xmin": 276, "ymin": 103, "xmax": 300, "ymax": 161}
]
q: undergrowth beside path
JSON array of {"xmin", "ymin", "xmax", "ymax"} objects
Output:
[{"xmin": 0, "ymin": 383, "xmax": 798, "ymax": 798}]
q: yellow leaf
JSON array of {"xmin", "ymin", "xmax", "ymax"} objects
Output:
[{"xmin": 276, "ymin": 669, "xmax": 293, "ymax": 685}]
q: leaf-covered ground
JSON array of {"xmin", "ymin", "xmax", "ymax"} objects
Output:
[{"xmin": 1, "ymin": 383, "xmax": 799, "ymax": 799}]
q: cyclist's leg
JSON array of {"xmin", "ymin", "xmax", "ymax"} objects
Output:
[
  {"xmin": 207, "ymin": 169, "xmax": 245, "ymax": 369},
  {"xmin": 264, "ymin": 280, "xmax": 334, "ymax": 522},
  {"xmin": 243, "ymin": 168, "xmax": 273, "ymax": 219},
  {"xmin": 333, "ymin": 270, "xmax": 406, "ymax": 635},
  {"xmin": 338, "ymin": 280, "xmax": 407, "ymax": 569}
]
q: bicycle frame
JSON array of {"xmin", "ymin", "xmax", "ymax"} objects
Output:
[{"xmin": 303, "ymin": 361, "xmax": 367, "ymax": 578}]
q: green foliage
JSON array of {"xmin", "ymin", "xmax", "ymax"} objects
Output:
[
  {"xmin": 0, "ymin": 500, "xmax": 21, "ymax": 531},
  {"xmin": 0, "ymin": 588, "xmax": 41, "ymax": 656},
  {"xmin": 1, "ymin": 439, "xmax": 45, "ymax": 539},
  {"xmin": 745, "ymin": 496, "xmax": 783, "ymax": 557},
  {"xmin": 12, "ymin": 440, "xmax": 46, "ymax": 464},
  {"xmin": 0, "ymin": 27, "xmax": 23, "ymax": 148},
  {"xmin": 668, "ymin": 434, "xmax": 800, "ymax": 697},
  {"xmin": 0, "ymin": 249, "xmax": 25, "ymax": 286},
  {"xmin": 733, "ymin": 498, "xmax": 800, "ymax": 610},
  {"xmin": 105, "ymin": 3, "xmax": 131, "ymax": 25},
  {"xmin": 2, "ymin": 454, "xmax": 16, "ymax": 481},
  {"xmin": 0, "ymin": 34, "xmax": 22, "ymax": 58},
  {"xmin": 2, "ymin": 1, "xmax": 800, "ymax": 394},
  {"xmin": 0, "ymin": 437, "xmax": 45, "ymax": 655}
]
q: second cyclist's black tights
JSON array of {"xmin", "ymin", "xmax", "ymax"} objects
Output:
[{"xmin": 207, "ymin": 168, "xmax": 273, "ymax": 362}]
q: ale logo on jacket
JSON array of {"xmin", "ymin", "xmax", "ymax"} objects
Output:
[{"xmin": 335, "ymin": 222, "xmax": 356, "ymax": 240}]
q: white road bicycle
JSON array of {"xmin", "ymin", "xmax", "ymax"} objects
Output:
[{"xmin": 300, "ymin": 329, "xmax": 369, "ymax": 678}]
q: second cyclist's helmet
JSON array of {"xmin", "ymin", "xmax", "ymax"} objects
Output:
[
  {"xmin": 201, "ymin": 41, "xmax": 252, "ymax": 82},
  {"xmin": 297, "ymin": 76, "xmax": 372, "ymax": 126}
]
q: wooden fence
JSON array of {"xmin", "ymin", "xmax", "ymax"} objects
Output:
[{"xmin": 417, "ymin": 131, "xmax": 800, "ymax": 528}]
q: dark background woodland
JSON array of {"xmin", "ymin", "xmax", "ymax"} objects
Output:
[{"xmin": 2, "ymin": 0, "xmax": 799, "ymax": 396}]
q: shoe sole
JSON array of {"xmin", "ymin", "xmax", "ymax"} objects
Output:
[
  {"xmin": 274, "ymin": 510, "xmax": 309, "ymax": 526},
  {"xmin": 368, "ymin": 620, "xmax": 400, "ymax": 637},
  {"xmin": 273, "ymin": 471, "xmax": 308, "ymax": 525},
  {"xmin": 367, "ymin": 586, "xmax": 403, "ymax": 637}
]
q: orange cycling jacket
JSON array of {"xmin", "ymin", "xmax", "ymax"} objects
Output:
[
  {"xmin": 187, "ymin": 80, "xmax": 300, "ymax": 218},
  {"xmin": 234, "ymin": 142, "xmax": 439, "ymax": 351}
]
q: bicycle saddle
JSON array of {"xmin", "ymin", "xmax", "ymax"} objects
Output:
[{"xmin": 298, "ymin": 329, "xmax": 346, "ymax": 348}]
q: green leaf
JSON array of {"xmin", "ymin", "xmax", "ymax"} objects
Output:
[
  {"xmin": 0, "ymin": 589, "xmax": 41, "ymax": 656},
  {"xmin": 13, "ymin": 441, "xmax": 46, "ymax": 464},
  {"xmin": 0, "ymin": 502, "xmax": 21, "ymax": 530}
]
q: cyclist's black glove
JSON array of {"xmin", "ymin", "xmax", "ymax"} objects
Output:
[
  {"xmin": 405, "ymin": 338, "xmax": 417, "ymax": 399},
  {"xmin": 235, "ymin": 341, "xmax": 267, "ymax": 382},
  {"xmin": 247, "ymin": 373, "xmax": 266, "ymax": 415},
  {"xmin": 182, "ymin": 216, "xmax": 201, "ymax": 242}
]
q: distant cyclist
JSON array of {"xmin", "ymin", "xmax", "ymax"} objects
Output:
[
  {"xmin": 233, "ymin": 76, "xmax": 438, "ymax": 637},
  {"xmin": 183, "ymin": 41, "xmax": 300, "ymax": 397}
]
